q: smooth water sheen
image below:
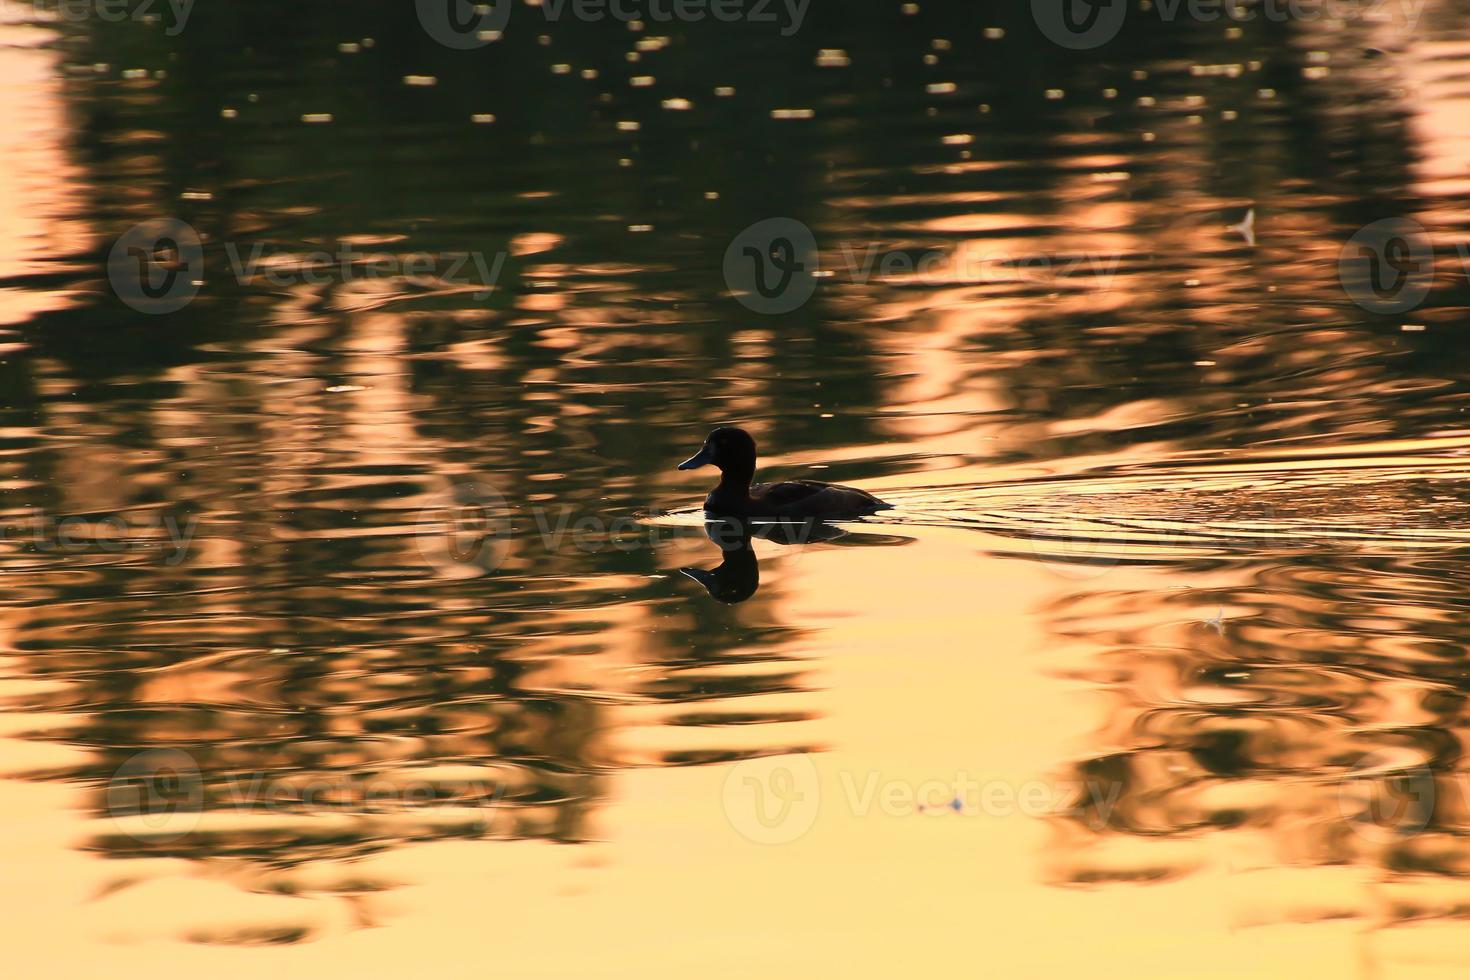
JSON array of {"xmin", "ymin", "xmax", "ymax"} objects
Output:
[{"xmin": 5, "ymin": 1, "xmax": 1470, "ymax": 976}]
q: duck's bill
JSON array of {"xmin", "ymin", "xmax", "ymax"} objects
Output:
[{"xmin": 677, "ymin": 446, "xmax": 713, "ymax": 470}]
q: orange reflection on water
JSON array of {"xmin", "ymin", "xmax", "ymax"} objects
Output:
[{"xmin": 7, "ymin": 2, "xmax": 1470, "ymax": 977}]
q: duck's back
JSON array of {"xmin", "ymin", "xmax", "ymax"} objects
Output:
[{"xmin": 747, "ymin": 479, "xmax": 889, "ymax": 520}]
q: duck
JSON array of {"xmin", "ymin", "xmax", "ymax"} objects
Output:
[{"xmin": 677, "ymin": 426, "xmax": 891, "ymax": 521}]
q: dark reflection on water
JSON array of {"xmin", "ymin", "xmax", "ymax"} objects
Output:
[
  {"xmin": 1046, "ymin": 548, "xmax": 1470, "ymax": 913},
  {"xmin": 5, "ymin": 0, "xmax": 1470, "ymax": 957},
  {"xmin": 678, "ymin": 517, "xmax": 912, "ymax": 603}
]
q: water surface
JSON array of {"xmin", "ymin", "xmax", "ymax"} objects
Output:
[{"xmin": 5, "ymin": 2, "xmax": 1470, "ymax": 975}]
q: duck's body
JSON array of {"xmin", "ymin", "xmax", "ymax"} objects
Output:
[
  {"xmin": 704, "ymin": 478, "xmax": 887, "ymax": 521},
  {"xmin": 679, "ymin": 426, "xmax": 890, "ymax": 521}
]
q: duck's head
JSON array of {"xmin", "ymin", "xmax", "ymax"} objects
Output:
[{"xmin": 677, "ymin": 426, "xmax": 756, "ymax": 474}]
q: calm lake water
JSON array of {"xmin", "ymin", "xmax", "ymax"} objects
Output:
[{"xmin": 5, "ymin": 1, "xmax": 1470, "ymax": 975}]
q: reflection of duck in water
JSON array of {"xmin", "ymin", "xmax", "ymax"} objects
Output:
[
  {"xmin": 679, "ymin": 518, "xmax": 908, "ymax": 604},
  {"xmin": 678, "ymin": 426, "xmax": 890, "ymax": 520},
  {"xmin": 679, "ymin": 525, "xmax": 760, "ymax": 604}
]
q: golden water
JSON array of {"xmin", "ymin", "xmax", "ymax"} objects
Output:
[{"xmin": 4, "ymin": 2, "xmax": 1470, "ymax": 975}]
